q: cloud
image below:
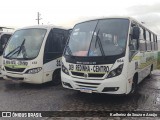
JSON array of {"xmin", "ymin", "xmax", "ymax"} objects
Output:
[
  {"xmin": 135, "ymin": 14, "xmax": 160, "ymax": 34},
  {"xmin": 127, "ymin": 4, "xmax": 160, "ymax": 15},
  {"xmin": 126, "ymin": 4, "xmax": 160, "ymax": 36},
  {"xmin": 61, "ymin": 16, "xmax": 100, "ymax": 28}
]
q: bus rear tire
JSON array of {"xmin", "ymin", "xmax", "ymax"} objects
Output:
[
  {"xmin": 129, "ymin": 74, "xmax": 138, "ymax": 95},
  {"xmin": 51, "ymin": 69, "xmax": 61, "ymax": 86}
]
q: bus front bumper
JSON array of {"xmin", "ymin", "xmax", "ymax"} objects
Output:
[
  {"xmin": 61, "ymin": 72, "xmax": 128, "ymax": 94},
  {"xmin": 2, "ymin": 70, "xmax": 43, "ymax": 84}
]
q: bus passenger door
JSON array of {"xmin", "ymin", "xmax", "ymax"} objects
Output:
[
  {"xmin": 43, "ymin": 29, "xmax": 68, "ymax": 82},
  {"xmin": 128, "ymin": 25, "xmax": 142, "ymax": 84},
  {"xmin": 128, "ymin": 37, "xmax": 139, "ymax": 80}
]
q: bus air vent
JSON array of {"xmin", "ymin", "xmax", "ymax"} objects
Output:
[
  {"xmin": 5, "ymin": 66, "xmax": 25, "ymax": 72},
  {"xmin": 102, "ymin": 87, "xmax": 119, "ymax": 92}
]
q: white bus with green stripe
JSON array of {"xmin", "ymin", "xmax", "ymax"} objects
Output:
[
  {"xmin": 61, "ymin": 17, "xmax": 158, "ymax": 94},
  {"xmin": 2, "ymin": 25, "xmax": 69, "ymax": 84}
]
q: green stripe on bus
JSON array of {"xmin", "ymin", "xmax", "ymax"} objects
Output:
[
  {"xmin": 4, "ymin": 64, "xmax": 28, "ymax": 68},
  {"xmin": 138, "ymin": 60, "xmax": 156, "ymax": 69}
]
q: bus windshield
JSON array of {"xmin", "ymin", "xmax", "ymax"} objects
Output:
[
  {"xmin": 3, "ymin": 28, "xmax": 47, "ymax": 60},
  {"xmin": 65, "ymin": 18, "xmax": 129, "ymax": 57}
]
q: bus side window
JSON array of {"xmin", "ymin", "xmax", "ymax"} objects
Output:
[
  {"xmin": 43, "ymin": 29, "xmax": 67, "ymax": 63},
  {"xmin": 129, "ymin": 39, "xmax": 138, "ymax": 55},
  {"xmin": 146, "ymin": 30, "xmax": 151, "ymax": 51},
  {"xmin": 139, "ymin": 27, "xmax": 146, "ymax": 52},
  {"xmin": 155, "ymin": 35, "xmax": 158, "ymax": 50},
  {"xmin": 151, "ymin": 34, "xmax": 155, "ymax": 51}
]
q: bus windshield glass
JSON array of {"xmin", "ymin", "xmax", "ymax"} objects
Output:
[
  {"xmin": 65, "ymin": 18, "xmax": 129, "ymax": 57},
  {"xmin": 3, "ymin": 28, "xmax": 47, "ymax": 59}
]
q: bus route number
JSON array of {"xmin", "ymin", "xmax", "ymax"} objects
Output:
[{"xmin": 56, "ymin": 60, "xmax": 61, "ymax": 66}]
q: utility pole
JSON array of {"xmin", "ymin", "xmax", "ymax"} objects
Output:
[{"xmin": 36, "ymin": 12, "xmax": 42, "ymax": 25}]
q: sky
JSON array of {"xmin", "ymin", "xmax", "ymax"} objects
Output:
[{"xmin": 1, "ymin": 0, "xmax": 160, "ymax": 36}]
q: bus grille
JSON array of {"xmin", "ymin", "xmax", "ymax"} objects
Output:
[
  {"xmin": 71, "ymin": 71, "xmax": 105, "ymax": 78},
  {"xmin": 5, "ymin": 66, "xmax": 25, "ymax": 72},
  {"xmin": 74, "ymin": 81, "xmax": 100, "ymax": 89}
]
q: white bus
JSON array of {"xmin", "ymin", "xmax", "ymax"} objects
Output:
[
  {"xmin": 61, "ymin": 17, "xmax": 158, "ymax": 94},
  {"xmin": 0, "ymin": 32, "xmax": 12, "ymax": 77},
  {"xmin": 2, "ymin": 25, "xmax": 69, "ymax": 84}
]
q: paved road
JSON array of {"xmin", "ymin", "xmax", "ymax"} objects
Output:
[{"xmin": 0, "ymin": 71, "xmax": 160, "ymax": 120}]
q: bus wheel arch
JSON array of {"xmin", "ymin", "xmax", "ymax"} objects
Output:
[
  {"xmin": 129, "ymin": 73, "xmax": 138, "ymax": 95},
  {"xmin": 51, "ymin": 68, "xmax": 61, "ymax": 85},
  {"xmin": 147, "ymin": 64, "xmax": 153, "ymax": 78}
]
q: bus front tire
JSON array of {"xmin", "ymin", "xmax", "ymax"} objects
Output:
[
  {"xmin": 129, "ymin": 75, "xmax": 138, "ymax": 95},
  {"xmin": 51, "ymin": 70, "xmax": 61, "ymax": 86}
]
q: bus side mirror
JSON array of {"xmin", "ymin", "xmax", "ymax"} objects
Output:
[{"xmin": 132, "ymin": 26, "xmax": 140, "ymax": 40}]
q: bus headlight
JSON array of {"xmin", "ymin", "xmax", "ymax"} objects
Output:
[
  {"xmin": 25, "ymin": 67, "xmax": 42, "ymax": 74},
  {"xmin": 107, "ymin": 64, "xmax": 123, "ymax": 78},
  {"xmin": 62, "ymin": 64, "xmax": 69, "ymax": 75}
]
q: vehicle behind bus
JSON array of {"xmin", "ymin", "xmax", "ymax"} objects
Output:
[
  {"xmin": 61, "ymin": 17, "xmax": 158, "ymax": 95},
  {"xmin": 2, "ymin": 25, "xmax": 69, "ymax": 84},
  {"xmin": 0, "ymin": 32, "xmax": 12, "ymax": 77}
]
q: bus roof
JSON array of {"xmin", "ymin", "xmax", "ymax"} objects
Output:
[
  {"xmin": 75, "ymin": 16, "xmax": 133, "ymax": 24},
  {"xmin": 0, "ymin": 26, "xmax": 14, "ymax": 30},
  {"xmin": 75, "ymin": 16, "xmax": 157, "ymax": 35},
  {"xmin": 0, "ymin": 31, "xmax": 13, "ymax": 35},
  {"xmin": 17, "ymin": 25, "xmax": 69, "ymax": 31}
]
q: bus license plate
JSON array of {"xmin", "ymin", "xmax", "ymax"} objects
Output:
[{"xmin": 80, "ymin": 88, "xmax": 92, "ymax": 93}]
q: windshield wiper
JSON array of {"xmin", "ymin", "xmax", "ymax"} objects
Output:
[
  {"xmin": 17, "ymin": 39, "xmax": 26, "ymax": 57},
  {"xmin": 5, "ymin": 46, "xmax": 20, "ymax": 58},
  {"xmin": 5, "ymin": 39, "xmax": 26, "ymax": 58},
  {"xmin": 95, "ymin": 29, "xmax": 105, "ymax": 56},
  {"xmin": 65, "ymin": 45, "xmax": 72, "ymax": 55},
  {"xmin": 22, "ymin": 46, "xmax": 28, "ymax": 59}
]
